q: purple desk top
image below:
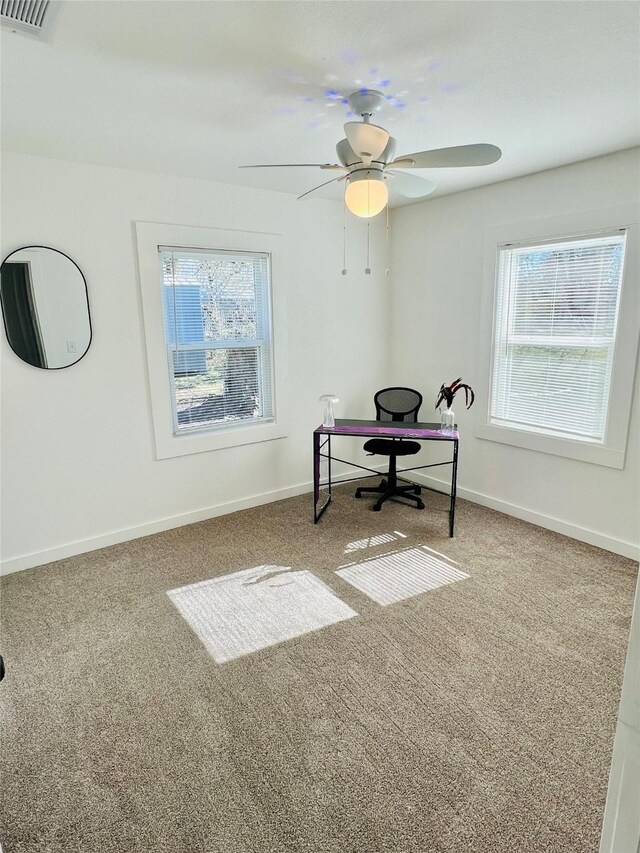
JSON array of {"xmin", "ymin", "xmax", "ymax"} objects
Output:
[{"xmin": 315, "ymin": 418, "xmax": 459, "ymax": 440}]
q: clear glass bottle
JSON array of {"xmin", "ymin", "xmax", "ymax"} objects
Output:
[{"xmin": 440, "ymin": 407, "xmax": 455, "ymax": 434}]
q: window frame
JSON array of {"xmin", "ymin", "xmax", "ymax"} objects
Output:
[
  {"xmin": 136, "ymin": 222, "xmax": 288, "ymax": 459},
  {"xmin": 160, "ymin": 246, "xmax": 275, "ymax": 437},
  {"xmin": 475, "ymin": 205, "xmax": 639, "ymax": 469}
]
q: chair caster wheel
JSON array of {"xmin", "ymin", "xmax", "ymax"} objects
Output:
[
  {"xmin": 372, "ymin": 505, "xmax": 381, "ymax": 512},
  {"xmin": 417, "ymin": 501, "xmax": 425, "ymax": 510},
  {"xmin": 380, "ymin": 479, "xmax": 387, "ymax": 489},
  {"xmin": 414, "ymin": 487, "xmax": 421, "ymax": 495},
  {"xmin": 355, "ymin": 489, "xmax": 362, "ymax": 498}
]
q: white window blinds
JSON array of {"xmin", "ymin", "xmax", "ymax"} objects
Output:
[
  {"xmin": 490, "ymin": 231, "xmax": 626, "ymax": 442},
  {"xmin": 159, "ymin": 247, "xmax": 274, "ymax": 435}
]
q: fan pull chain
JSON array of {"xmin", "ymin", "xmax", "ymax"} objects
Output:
[
  {"xmin": 364, "ymin": 181, "xmax": 371, "ymax": 275},
  {"xmin": 386, "ymin": 203, "xmax": 390, "ymax": 276},
  {"xmin": 341, "ymin": 201, "xmax": 347, "ymax": 275},
  {"xmin": 365, "ymin": 220, "xmax": 371, "ymax": 275}
]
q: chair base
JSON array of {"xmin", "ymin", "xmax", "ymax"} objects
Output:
[{"xmin": 355, "ymin": 479, "xmax": 424, "ymax": 512}]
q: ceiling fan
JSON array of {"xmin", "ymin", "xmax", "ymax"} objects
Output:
[{"xmin": 240, "ymin": 89, "xmax": 502, "ymax": 218}]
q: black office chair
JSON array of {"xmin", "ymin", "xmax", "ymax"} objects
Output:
[{"xmin": 355, "ymin": 387, "xmax": 425, "ymax": 512}]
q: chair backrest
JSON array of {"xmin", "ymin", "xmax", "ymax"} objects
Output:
[{"xmin": 374, "ymin": 387, "xmax": 423, "ymax": 422}]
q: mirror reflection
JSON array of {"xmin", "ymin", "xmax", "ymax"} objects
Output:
[{"xmin": 0, "ymin": 246, "xmax": 91, "ymax": 369}]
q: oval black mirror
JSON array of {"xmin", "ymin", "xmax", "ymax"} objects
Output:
[{"xmin": 0, "ymin": 246, "xmax": 91, "ymax": 369}]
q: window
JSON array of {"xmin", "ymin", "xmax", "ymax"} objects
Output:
[
  {"xmin": 490, "ymin": 232, "xmax": 626, "ymax": 442},
  {"xmin": 160, "ymin": 247, "xmax": 274, "ymax": 435},
  {"xmin": 476, "ymin": 206, "xmax": 639, "ymax": 469},
  {"xmin": 136, "ymin": 222, "xmax": 287, "ymax": 459}
]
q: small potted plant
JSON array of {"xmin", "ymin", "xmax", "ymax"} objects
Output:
[{"xmin": 435, "ymin": 378, "xmax": 475, "ymax": 433}]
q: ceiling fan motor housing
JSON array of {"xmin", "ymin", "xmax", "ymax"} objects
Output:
[
  {"xmin": 347, "ymin": 167, "xmax": 384, "ymax": 184},
  {"xmin": 348, "ymin": 89, "xmax": 387, "ymax": 119},
  {"xmin": 336, "ymin": 136, "xmax": 397, "ymax": 168}
]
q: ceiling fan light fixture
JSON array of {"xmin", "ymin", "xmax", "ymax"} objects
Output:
[{"xmin": 344, "ymin": 172, "xmax": 388, "ymax": 218}]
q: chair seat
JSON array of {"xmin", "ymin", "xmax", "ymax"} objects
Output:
[{"xmin": 363, "ymin": 438, "xmax": 421, "ymax": 456}]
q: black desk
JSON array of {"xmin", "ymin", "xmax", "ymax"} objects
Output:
[{"xmin": 313, "ymin": 419, "xmax": 459, "ymax": 535}]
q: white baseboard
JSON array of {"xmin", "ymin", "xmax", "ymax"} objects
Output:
[
  {"xmin": 411, "ymin": 472, "xmax": 639, "ymax": 561},
  {"xmin": 0, "ymin": 466, "xmax": 383, "ymax": 576},
  {"xmin": 2, "ymin": 467, "xmax": 637, "ymax": 575},
  {"xmin": 0, "ymin": 482, "xmax": 309, "ymax": 575}
]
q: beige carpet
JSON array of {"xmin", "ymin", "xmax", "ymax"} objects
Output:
[{"xmin": 0, "ymin": 487, "xmax": 637, "ymax": 853}]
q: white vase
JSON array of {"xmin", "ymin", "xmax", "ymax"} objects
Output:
[{"xmin": 320, "ymin": 394, "xmax": 338, "ymax": 428}]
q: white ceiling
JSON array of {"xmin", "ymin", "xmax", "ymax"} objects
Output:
[{"xmin": 1, "ymin": 1, "xmax": 638, "ymax": 205}]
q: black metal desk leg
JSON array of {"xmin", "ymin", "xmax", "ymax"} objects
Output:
[
  {"xmin": 449, "ymin": 439, "xmax": 459, "ymax": 537},
  {"xmin": 313, "ymin": 432, "xmax": 320, "ymax": 522},
  {"xmin": 313, "ymin": 433, "xmax": 333, "ymax": 523}
]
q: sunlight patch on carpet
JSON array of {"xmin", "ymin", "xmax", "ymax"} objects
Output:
[
  {"xmin": 343, "ymin": 531, "xmax": 407, "ymax": 554},
  {"xmin": 421, "ymin": 544, "xmax": 461, "ymax": 565},
  {"xmin": 336, "ymin": 546, "xmax": 469, "ymax": 606},
  {"xmin": 168, "ymin": 565, "xmax": 358, "ymax": 663}
]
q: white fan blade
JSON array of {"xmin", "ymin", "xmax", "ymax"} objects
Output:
[
  {"xmin": 239, "ymin": 163, "xmax": 346, "ymax": 170},
  {"xmin": 389, "ymin": 144, "xmax": 502, "ymax": 169},
  {"xmin": 344, "ymin": 122, "xmax": 390, "ymax": 161},
  {"xmin": 336, "ymin": 138, "xmax": 360, "ymax": 167},
  {"xmin": 385, "ymin": 158, "xmax": 414, "ymax": 170},
  {"xmin": 297, "ymin": 174, "xmax": 347, "ymax": 200},
  {"xmin": 385, "ymin": 170, "xmax": 436, "ymax": 199}
]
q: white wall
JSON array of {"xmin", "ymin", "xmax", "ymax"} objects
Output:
[
  {"xmin": 389, "ymin": 148, "xmax": 640, "ymax": 558},
  {"xmin": 1, "ymin": 152, "xmax": 391, "ymax": 572}
]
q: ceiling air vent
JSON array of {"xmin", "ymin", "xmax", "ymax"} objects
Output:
[{"xmin": 1, "ymin": 0, "xmax": 59, "ymax": 37}]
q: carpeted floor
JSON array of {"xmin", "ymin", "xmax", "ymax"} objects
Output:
[{"xmin": 0, "ymin": 487, "xmax": 637, "ymax": 853}]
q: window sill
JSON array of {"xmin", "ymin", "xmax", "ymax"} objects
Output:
[
  {"xmin": 156, "ymin": 420, "xmax": 288, "ymax": 460},
  {"xmin": 474, "ymin": 420, "xmax": 625, "ymax": 469}
]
